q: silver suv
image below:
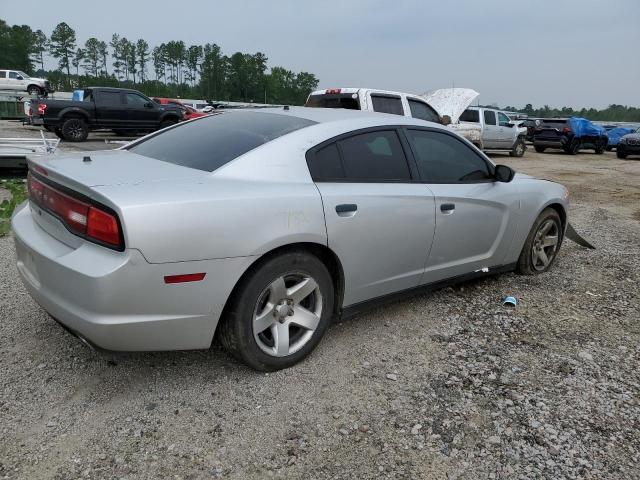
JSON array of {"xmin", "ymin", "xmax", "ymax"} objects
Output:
[{"xmin": 0, "ymin": 69, "xmax": 52, "ymax": 96}]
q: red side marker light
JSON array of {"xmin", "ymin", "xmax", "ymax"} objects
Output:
[{"xmin": 164, "ymin": 273, "xmax": 207, "ymax": 284}]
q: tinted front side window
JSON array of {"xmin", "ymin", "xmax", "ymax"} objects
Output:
[
  {"xmin": 9, "ymin": 71, "xmax": 18, "ymax": 79},
  {"xmin": 484, "ymin": 110, "xmax": 496, "ymax": 125},
  {"xmin": 459, "ymin": 109, "xmax": 480, "ymax": 122},
  {"xmin": 338, "ymin": 130, "xmax": 410, "ymax": 181},
  {"xmin": 408, "ymin": 99, "xmax": 440, "ymax": 123},
  {"xmin": 125, "ymin": 93, "xmax": 149, "ymax": 106},
  {"xmin": 0, "ymin": 71, "xmax": 6, "ymax": 78},
  {"xmin": 498, "ymin": 112, "xmax": 510, "ymax": 126},
  {"xmin": 129, "ymin": 111, "xmax": 316, "ymax": 172},
  {"xmin": 407, "ymin": 129, "xmax": 492, "ymax": 183},
  {"xmin": 371, "ymin": 95, "xmax": 404, "ymax": 116}
]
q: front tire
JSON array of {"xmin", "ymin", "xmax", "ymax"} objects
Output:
[
  {"xmin": 27, "ymin": 85, "xmax": 43, "ymax": 96},
  {"xmin": 616, "ymin": 150, "xmax": 627, "ymax": 159},
  {"xmin": 566, "ymin": 139, "xmax": 580, "ymax": 155},
  {"xmin": 61, "ymin": 117, "xmax": 89, "ymax": 142},
  {"xmin": 517, "ymin": 208, "xmax": 563, "ymax": 275},
  {"xmin": 218, "ymin": 251, "xmax": 335, "ymax": 371}
]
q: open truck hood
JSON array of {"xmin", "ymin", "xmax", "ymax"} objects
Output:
[{"xmin": 421, "ymin": 88, "xmax": 479, "ymax": 124}]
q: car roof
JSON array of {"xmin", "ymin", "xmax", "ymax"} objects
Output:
[{"xmin": 235, "ymin": 106, "xmax": 441, "ymax": 127}]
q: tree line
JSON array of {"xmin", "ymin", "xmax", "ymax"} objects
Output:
[{"xmin": 0, "ymin": 19, "xmax": 319, "ymax": 105}]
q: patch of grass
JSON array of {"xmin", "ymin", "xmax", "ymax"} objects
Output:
[{"xmin": 0, "ymin": 178, "xmax": 27, "ymax": 236}]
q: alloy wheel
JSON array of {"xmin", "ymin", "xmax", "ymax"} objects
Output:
[
  {"xmin": 531, "ymin": 219, "xmax": 559, "ymax": 271},
  {"xmin": 252, "ymin": 273, "xmax": 323, "ymax": 357}
]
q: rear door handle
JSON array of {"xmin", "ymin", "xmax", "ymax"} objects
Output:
[
  {"xmin": 336, "ymin": 204, "xmax": 358, "ymax": 217},
  {"xmin": 440, "ymin": 203, "xmax": 455, "ymax": 213}
]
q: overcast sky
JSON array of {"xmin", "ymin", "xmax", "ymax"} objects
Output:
[{"xmin": 3, "ymin": 0, "xmax": 639, "ymax": 108}]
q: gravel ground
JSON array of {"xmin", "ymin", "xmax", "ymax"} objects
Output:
[{"xmin": 1, "ymin": 123, "xmax": 639, "ymax": 479}]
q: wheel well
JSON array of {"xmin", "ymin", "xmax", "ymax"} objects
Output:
[
  {"xmin": 546, "ymin": 203, "xmax": 567, "ymax": 230},
  {"xmin": 61, "ymin": 112, "xmax": 88, "ymax": 123},
  {"xmin": 27, "ymin": 84, "xmax": 41, "ymax": 91},
  {"xmin": 218, "ymin": 242, "xmax": 345, "ymax": 336}
]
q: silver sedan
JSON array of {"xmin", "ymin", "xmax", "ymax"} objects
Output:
[{"xmin": 13, "ymin": 107, "xmax": 569, "ymax": 370}]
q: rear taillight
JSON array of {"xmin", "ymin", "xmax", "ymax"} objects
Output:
[
  {"xmin": 562, "ymin": 127, "xmax": 572, "ymax": 134},
  {"xmin": 27, "ymin": 173, "xmax": 123, "ymax": 249},
  {"xmin": 87, "ymin": 206, "xmax": 120, "ymax": 246},
  {"xmin": 37, "ymin": 103, "xmax": 47, "ymax": 115}
]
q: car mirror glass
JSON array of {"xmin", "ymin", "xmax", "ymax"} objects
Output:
[{"xmin": 494, "ymin": 164, "xmax": 515, "ymax": 182}]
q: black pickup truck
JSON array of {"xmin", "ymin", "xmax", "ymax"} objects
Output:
[{"xmin": 30, "ymin": 87, "xmax": 183, "ymax": 142}]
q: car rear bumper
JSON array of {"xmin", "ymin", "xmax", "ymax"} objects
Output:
[{"xmin": 12, "ymin": 202, "xmax": 253, "ymax": 351}]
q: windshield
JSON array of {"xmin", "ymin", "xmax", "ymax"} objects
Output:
[
  {"xmin": 128, "ymin": 111, "xmax": 317, "ymax": 172},
  {"xmin": 17, "ymin": 71, "xmax": 30, "ymax": 78}
]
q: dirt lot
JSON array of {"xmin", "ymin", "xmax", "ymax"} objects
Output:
[{"xmin": 1, "ymin": 122, "xmax": 639, "ymax": 479}]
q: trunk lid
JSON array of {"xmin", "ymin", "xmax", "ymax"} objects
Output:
[
  {"xmin": 420, "ymin": 88, "xmax": 479, "ymax": 124},
  {"xmin": 28, "ymin": 149, "xmax": 207, "ymax": 193}
]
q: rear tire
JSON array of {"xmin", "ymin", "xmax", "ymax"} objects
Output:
[
  {"xmin": 61, "ymin": 117, "xmax": 89, "ymax": 142},
  {"xmin": 616, "ymin": 150, "xmax": 627, "ymax": 159},
  {"xmin": 218, "ymin": 251, "xmax": 334, "ymax": 371},
  {"xmin": 534, "ymin": 146, "xmax": 546, "ymax": 153},
  {"xmin": 566, "ymin": 139, "xmax": 580, "ymax": 155},
  {"xmin": 594, "ymin": 140, "xmax": 606, "ymax": 154},
  {"xmin": 517, "ymin": 208, "xmax": 563, "ymax": 275},
  {"xmin": 510, "ymin": 138, "xmax": 526, "ymax": 157}
]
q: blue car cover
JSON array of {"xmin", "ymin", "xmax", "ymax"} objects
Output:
[
  {"xmin": 606, "ymin": 127, "xmax": 635, "ymax": 146},
  {"xmin": 569, "ymin": 117, "xmax": 607, "ymax": 138}
]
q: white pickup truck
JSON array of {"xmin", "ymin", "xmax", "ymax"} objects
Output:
[
  {"xmin": 305, "ymin": 87, "xmax": 478, "ymax": 127},
  {"xmin": 0, "ymin": 69, "xmax": 52, "ymax": 97},
  {"xmin": 453, "ymin": 106, "xmax": 526, "ymax": 157}
]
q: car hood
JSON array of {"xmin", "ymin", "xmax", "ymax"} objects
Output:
[
  {"xmin": 27, "ymin": 77, "xmax": 46, "ymax": 82},
  {"xmin": 420, "ymin": 88, "xmax": 479, "ymax": 124},
  {"xmin": 622, "ymin": 133, "xmax": 640, "ymax": 140}
]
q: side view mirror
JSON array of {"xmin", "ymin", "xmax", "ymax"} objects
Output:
[
  {"xmin": 494, "ymin": 164, "xmax": 515, "ymax": 183},
  {"xmin": 16, "ymin": 75, "xmax": 24, "ymax": 80},
  {"xmin": 144, "ymin": 102, "xmax": 154, "ymax": 108},
  {"xmin": 502, "ymin": 123, "xmax": 513, "ymax": 128}
]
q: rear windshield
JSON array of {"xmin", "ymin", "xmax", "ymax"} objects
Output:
[
  {"xmin": 540, "ymin": 119, "xmax": 568, "ymax": 128},
  {"xmin": 305, "ymin": 94, "xmax": 360, "ymax": 110},
  {"xmin": 128, "ymin": 111, "xmax": 316, "ymax": 172},
  {"xmin": 459, "ymin": 109, "xmax": 480, "ymax": 122}
]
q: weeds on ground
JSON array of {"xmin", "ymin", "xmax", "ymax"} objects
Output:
[{"xmin": 0, "ymin": 179, "xmax": 27, "ymax": 236}]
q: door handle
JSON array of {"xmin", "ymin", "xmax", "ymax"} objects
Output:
[
  {"xmin": 440, "ymin": 203, "xmax": 455, "ymax": 213},
  {"xmin": 336, "ymin": 204, "xmax": 357, "ymax": 217}
]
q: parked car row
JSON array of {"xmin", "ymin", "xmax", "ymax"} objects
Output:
[{"xmin": 532, "ymin": 118, "xmax": 608, "ymax": 155}]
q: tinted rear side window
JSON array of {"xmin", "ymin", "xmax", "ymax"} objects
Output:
[
  {"xmin": 371, "ymin": 95, "xmax": 404, "ymax": 116},
  {"xmin": 128, "ymin": 112, "xmax": 316, "ymax": 172},
  {"xmin": 338, "ymin": 130, "xmax": 410, "ymax": 181},
  {"xmin": 305, "ymin": 94, "xmax": 359, "ymax": 110},
  {"xmin": 408, "ymin": 99, "xmax": 440, "ymax": 123},
  {"xmin": 484, "ymin": 110, "xmax": 496, "ymax": 125},
  {"xmin": 459, "ymin": 109, "xmax": 480, "ymax": 122},
  {"xmin": 407, "ymin": 129, "xmax": 492, "ymax": 183},
  {"xmin": 95, "ymin": 91, "xmax": 122, "ymax": 105},
  {"xmin": 307, "ymin": 143, "xmax": 344, "ymax": 180}
]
